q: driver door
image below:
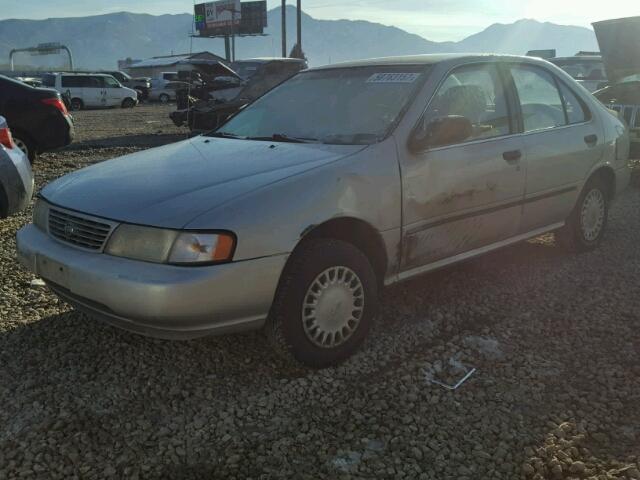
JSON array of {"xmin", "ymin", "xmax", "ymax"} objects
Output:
[{"xmin": 400, "ymin": 62, "xmax": 527, "ymax": 272}]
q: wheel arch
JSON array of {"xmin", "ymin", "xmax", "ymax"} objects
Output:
[
  {"xmin": 296, "ymin": 217, "xmax": 388, "ymax": 285},
  {"xmin": 587, "ymin": 165, "xmax": 616, "ymax": 200}
]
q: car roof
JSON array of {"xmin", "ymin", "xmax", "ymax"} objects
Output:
[
  {"xmin": 53, "ymin": 72, "xmax": 114, "ymax": 77},
  {"xmin": 310, "ymin": 53, "xmax": 540, "ymax": 70},
  {"xmin": 234, "ymin": 58, "xmax": 305, "ymax": 64},
  {"xmin": 550, "ymin": 56, "xmax": 603, "ymax": 62}
]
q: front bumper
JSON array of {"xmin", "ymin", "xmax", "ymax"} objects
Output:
[{"xmin": 16, "ymin": 224, "xmax": 288, "ymax": 339}]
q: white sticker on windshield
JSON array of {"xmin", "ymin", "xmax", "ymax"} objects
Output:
[{"xmin": 366, "ymin": 72, "xmax": 420, "ymax": 84}]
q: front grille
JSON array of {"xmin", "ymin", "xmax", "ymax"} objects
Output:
[{"xmin": 48, "ymin": 208, "xmax": 113, "ymax": 251}]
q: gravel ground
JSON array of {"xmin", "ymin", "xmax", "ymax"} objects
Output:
[{"xmin": 1, "ymin": 105, "xmax": 639, "ymax": 479}]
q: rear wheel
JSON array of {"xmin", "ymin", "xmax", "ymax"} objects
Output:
[
  {"xmin": 266, "ymin": 239, "xmax": 378, "ymax": 368},
  {"xmin": 70, "ymin": 98, "xmax": 83, "ymax": 111},
  {"xmin": 158, "ymin": 93, "xmax": 170, "ymax": 104},
  {"xmin": 12, "ymin": 134, "xmax": 37, "ymax": 163},
  {"xmin": 121, "ymin": 98, "xmax": 136, "ymax": 109},
  {"xmin": 556, "ymin": 176, "xmax": 609, "ymax": 252}
]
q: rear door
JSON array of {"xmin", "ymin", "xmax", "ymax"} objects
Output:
[
  {"xmin": 400, "ymin": 62, "xmax": 527, "ymax": 272},
  {"xmin": 506, "ymin": 64, "xmax": 604, "ymax": 232}
]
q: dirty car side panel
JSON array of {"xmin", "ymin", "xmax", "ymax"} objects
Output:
[{"xmin": 185, "ymin": 139, "xmax": 404, "ymax": 282}]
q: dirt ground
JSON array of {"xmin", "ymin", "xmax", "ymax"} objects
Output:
[{"xmin": 0, "ymin": 104, "xmax": 639, "ymax": 480}]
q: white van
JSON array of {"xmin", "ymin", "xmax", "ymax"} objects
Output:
[{"xmin": 42, "ymin": 73, "xmax": 138, "ymax": 111}]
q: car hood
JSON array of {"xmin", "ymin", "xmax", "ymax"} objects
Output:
[
  {"xmin": 41, "ymin": 137, "xmax": 365, "ymax": 228},
  {"xmin": 593, "ymin": 17, "xmax": 640, "ymax": 83}
]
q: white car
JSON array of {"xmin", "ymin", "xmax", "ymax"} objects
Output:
[
  {"xmin": 41, "ymin": 73, "xmax": 138, "ymax": 111},
  {"xmin": 148, "ymin": 81, "xmax": 190, "ymax": 103}
]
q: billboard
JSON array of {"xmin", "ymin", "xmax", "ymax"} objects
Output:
[
  {"xmin": 195, "ymin": 1, "xmax": 267, "ymax": 37},
  {"xmin": 204, "ymin": 0, "xmax": 241, "ymax": 28}
]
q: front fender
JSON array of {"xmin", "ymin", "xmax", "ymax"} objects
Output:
[{"xmin": 185, "ymin": 139, "xmax": 402, "ymax": 262}]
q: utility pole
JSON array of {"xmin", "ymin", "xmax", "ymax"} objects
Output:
[
  {"xmin": 281, "ymin": 0, "xmax": 287, "ymax": 57},
  {"xmin": 297, "ymin": 0, "xmax": 302, "ymax": 53}
]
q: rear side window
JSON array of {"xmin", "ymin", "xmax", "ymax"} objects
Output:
[
  {"xmin": 511, "ymin": 65, "xmax": 565, "ymax": 132},
  {"xmin": 558, "ymin": 82, "xmax": 589, "ymax": 124},
  {"xmin": 424, "ymin": 63, "xmax": 511, "ymax": 145},
  {"xmin": 61, "ymin": 76, "xmax": 83, "ymax": 88}
]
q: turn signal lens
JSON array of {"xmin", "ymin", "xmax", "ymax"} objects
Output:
[{"xmin": 168, "ymin": 233, "xmax": 235, "ymax": 264}]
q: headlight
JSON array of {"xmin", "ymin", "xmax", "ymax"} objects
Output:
[
  {"xmin": 33, "ymin": 198, "xmax": 49, "ymax": 232},
  {"xmin": 105, "ymin": 224, "xmax": 235, "ymax": 265}
]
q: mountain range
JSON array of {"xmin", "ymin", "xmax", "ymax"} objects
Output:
[{"xmin": 0, "ymin": 6, "xmax": 600, "ymax": 70}]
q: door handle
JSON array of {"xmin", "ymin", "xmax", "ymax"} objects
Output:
[
  {"xmin": 502, "ymin": 150, "xmax": 522, "ymax": 163},
  {"xmin": 584, "ymin": 134, "xmax": 598, "ymax": 146}
]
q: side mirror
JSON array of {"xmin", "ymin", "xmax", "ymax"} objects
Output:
[{"xmin": 409, "ymin": 115, "xmax": 473, "ymax": 152}]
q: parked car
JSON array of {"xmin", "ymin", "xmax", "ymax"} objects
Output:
[
  {"xmin": 41, "ymin": 73, "xmax": 138, "ymax": 111},
  {"xmin": 592, "ymin": 16, "xmax": 640, "ymax": 158},
  {"xmin": 549, "ymin": 55, "xmax": 609, "ymax": 92},
  {"xmin": 148, "ymin": 81, "xmax": 190, "ymax": 103},
  {"xmin": 16, "ymin": 54, "xmax": 630, "ymax": 367},
  {"xmin": 0, "ymin": 74, "xmax": 74, "ymax": 162},
  {"xmin": 102, "ymin": 71, "xmax": 151, "ymax": 101},
  {"xmin": 594, "ymin": 77, "xmax": 640, "ymax": 158},
  {"xmin": 0, "ymin": 116, "xmax": 33, "ymax": 218},
  {"xmin": 170, "ymin": 58, "xmax": 307, "ymax": 132}
]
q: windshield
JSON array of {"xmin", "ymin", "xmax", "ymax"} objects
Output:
[{"xmin": 216, "ymin": 66, "xmax": 428, "ymax": 145}]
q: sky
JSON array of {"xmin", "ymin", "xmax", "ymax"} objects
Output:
[{"xmin": 1, "ymin": 0, "xmax": 638, "ymax": 41}]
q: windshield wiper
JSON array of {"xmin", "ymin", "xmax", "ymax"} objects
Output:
[
  {"xmin": 206, "ymin": 131, "xmax": 244, "ymax": 139},
  {"xmin": 246, "ymin": 133, "xmax": 319, "ymax": 144}
]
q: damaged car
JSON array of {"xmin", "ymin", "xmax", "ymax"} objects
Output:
[
  {"xmin": 16, "ymin": 54, "xmax": 630, "ymax": 367},
  {"xmin": 170, "ymin": 58, "xmax": 306, "ymax": 132},
  {"xmin": 593, "ymin": 16, "xmax": 640, "ymax": 157}
]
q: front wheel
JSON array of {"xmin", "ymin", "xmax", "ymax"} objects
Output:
[
  {"xmin": 556, "ymin": 176, "xmax": 609, "ymax": 252},
  {"xmin": 158, "ymin": 94, "xmax": 170, "ymax": 104},
  {"xmin": 266, "ymin": 239, "xmax": 378, "ymax": 368},
  {"xmin": 121, "ymin": 98, "xmax": 136, "ymax": 109}
]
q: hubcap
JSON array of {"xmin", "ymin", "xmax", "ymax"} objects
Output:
[
  {"xmin": 580, "ymin": 188, "xmax": 605, "ymax": 242},
  {"xmin": 13, "ymin": 138, "xmax": 28, "ymax": 157},
  {"xmin": 302, "ymin": 266, "xmax": 365, "ymax": 349}
]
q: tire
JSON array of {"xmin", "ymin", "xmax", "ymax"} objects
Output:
[
  {"xmin": 266, "ymin": 239, "xmax": 379, "ymax": 368},
  {"xmin": 121, "ymin": 98, "xmax": 136, "ymax": 109},
  {"xmin": 556, "ymin": 176, "xmax": 609, "ymax": 252},
  {"xmin": 12, "ymin": 133, "xmax": 37, "ymax": 163},
  {"xmin": 70, "ymin": 98, "xmax": 83, "ymax": 111},
  {"xmin": 0, "ymin": 185, "xmax": 8, "ymax": 218},
  {"xmin": 158, "ymin": 94, "xmax": 170, "ymax": 104}
]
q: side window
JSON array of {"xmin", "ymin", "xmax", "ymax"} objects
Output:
[
  {"xmin": 558, "ymin": 82, "xmax": 589, "ymax": 124},
  {"xmin": 61, "ymin": 76, "xmax": 81, "ymax": 88},
  {"xmin": 84, "ymin": 76, "xmax": 104, "ymax": 88},
  {"xmin": 511, "ymin": 65, "xmax": 565, "ymax": 132},
  {"xmin": 104, "ymin": 76, "xmax": 119, "ymax": 88},
  {"xmin": 424, "ymin": 63, "xmax": 511, "ymax": 146}
]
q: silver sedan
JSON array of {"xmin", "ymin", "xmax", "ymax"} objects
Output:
[
  {"xmin": 1, "ymin": 116, "xmax": 33, "ymax": 218},
  {"xmin": 16, "ymin": 54, "xmax": 630, "ymax": 367}
]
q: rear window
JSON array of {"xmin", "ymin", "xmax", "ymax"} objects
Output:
[{"xmin": 41, "ymin": 74, "xmax": 56, "ymax": 87}]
